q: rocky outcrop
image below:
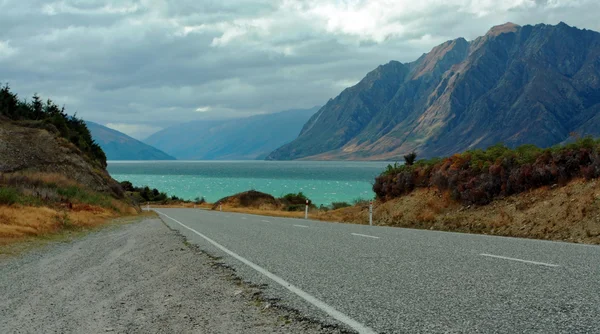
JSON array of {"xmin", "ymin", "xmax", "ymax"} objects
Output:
[{"xmin": 0, "ymin": 119, "xmax": 123, "ymax": 196}]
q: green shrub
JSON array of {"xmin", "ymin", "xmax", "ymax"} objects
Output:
[
  {"xmin": 404, "ymin": 151, "xmax": 417, "ymax": 166},
  {"xmin": 281, "ymin": 192, "xmax": 310, "ymax": 205},
  {"xmin": 0, "ymin": 187, "xmax": 20, "ymax": 205},
  {"xmin": 56, "ymin": 186, "xmax": 114, "ymax": 209}
]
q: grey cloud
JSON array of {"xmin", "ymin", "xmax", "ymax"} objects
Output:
[{"xmin": 1, "ymin": 0, "xmax": 599, "ymax": 139}]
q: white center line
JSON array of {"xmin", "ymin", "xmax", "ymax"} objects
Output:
[
  {"xmin": 261, "ymin": 220, "xmax": 271, "ymax": 223},
  {"xmin": 241, "ymin": 217, "xmax": 247, "ymax": 220},
  {"xmin": 293, "ymin": 224, "xmax": 309, "ymax": 228},
  {"xmin": 155, "ymin": 210, "xmax": 375, "ymax": 334},
  {"xmin": 351, "ymin": 233, "xmax": 380, "ymax": 239},
  {"xmin": 480, "ymin": 253, "xmax": 559, "ymax": 267}
]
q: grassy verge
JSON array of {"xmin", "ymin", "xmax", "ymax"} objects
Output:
[
  {"xmin": 0, "ymin": 211, "xmax": 157, "ymax": 258},
  {"xmin": 0, "ymin": 172, "xmax": 138, "ymax": 247}
]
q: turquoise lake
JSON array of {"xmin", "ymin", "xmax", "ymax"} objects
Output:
[{"xmin": 107, "ymin": 161, "xmax": 393, "ymax": 205}]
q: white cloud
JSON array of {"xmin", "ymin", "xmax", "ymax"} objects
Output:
[
  {"xmin": 195, "ymin": 106, "xmax": 211, "ymax": 112},
  {"xmin": 0, "ymin": 40, "xmax": 17, "ymax": 59},
  {"xmin": 105, "ymin": 123, "xmax": 163, "ymax": 140}
]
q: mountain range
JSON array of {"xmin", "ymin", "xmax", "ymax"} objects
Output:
[
  {"xmin": 145, "ymin": 107, "xmax": 319, "ymax": 160},
  {"xmin": 267, "ymin": 22, "xmax": 600, "ymax": 160},
  {"xmin": 86, "ymin": 121, "xmax": 175, "ymax": 160}
]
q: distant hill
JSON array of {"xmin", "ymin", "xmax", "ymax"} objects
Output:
[
  {"xmin": 145, "ymin": 107, "xmax": 319, "ymax": 160},
  {"xmin": 267, "ymin": 22, "xmax": 600, "ymax": 160},
  {"xmin": 86, "ymin": 121, "xmax": 175, "ymax": 160}
]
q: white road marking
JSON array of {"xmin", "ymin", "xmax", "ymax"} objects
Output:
[
  {"xmin": 351, "ymin": 233, "xmax": 380, "ymax": 239},
  {"xmin": 155, "ymin": 210, "xmax": 375, "ymax": 334},
  {"xmin": 241, "ymin": 217, "xmax": 247, "ymax": 220},
  {"xmin": 261, "ymin": 220, "xmax": 271, "ymax": 223},
  {"xmin": 480, "ymin": 253, "xmax": 559, "ymax": 267},
  {"xmin": 294, "ymin": 224, "xmax": 309, "ymax": 228}
]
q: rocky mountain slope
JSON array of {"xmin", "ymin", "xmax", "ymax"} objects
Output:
[
  {"xmin": 146, "ymin": 107, "xmax": 319, "ymax": 160},
  {"xmin": 267, "ymin": 22, "xmax": 600, "ymax": 160},
  {"xmin": 86, "ymin": 121, "xmax": 175, "ymax": 161}
]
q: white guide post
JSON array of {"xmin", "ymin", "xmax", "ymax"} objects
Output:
[
  {"xmin": 369, "ymin": 201, "xmax": 373, "ymax": 226},
  {"xmin": 305, "ymin": 200, "xmax": 308, "ymax": 219}
]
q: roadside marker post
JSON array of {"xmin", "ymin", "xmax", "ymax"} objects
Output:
[
  {"xmin": 305, "ymin": 200, "xmax": 308, "ymax": 219},
  {"xmin": 369, "ymin": 201, "xmax": 373, "ymax": 226}
]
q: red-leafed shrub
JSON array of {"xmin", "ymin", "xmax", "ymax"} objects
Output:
[{"xmin": 374, "ymin": 138, "xmax": 600, "ymax": 205}]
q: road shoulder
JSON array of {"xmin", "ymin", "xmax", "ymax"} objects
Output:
[{"xmin": 0, "ymin": 218, "xmax": 343, "ymax": 333}]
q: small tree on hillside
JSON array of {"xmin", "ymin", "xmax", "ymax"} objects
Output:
[{"xmin": 404, "ymin": 151, "xmax": 417, "ymax": 166}]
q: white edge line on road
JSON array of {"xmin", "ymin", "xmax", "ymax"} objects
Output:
[
  {"xmin": 480, "ymin": 253, "xmax": 559, "ymax": 267},
  {"xmin": 155, "ymin": 210, "xmax": 376, "ymax": 334},
  {"xmin": 351, "ymin": 233, "xmax": 380, "ymax": 239},
  {"xmin": 293, "ymin": 224, "xmax": 309, "ymax": 228}
]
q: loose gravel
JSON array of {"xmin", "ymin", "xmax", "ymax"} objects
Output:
[{"xmin": 0, "ymin": 218, "xmax": 344, "ymax": 334}]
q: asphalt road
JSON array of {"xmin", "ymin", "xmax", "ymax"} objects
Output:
[{"xmin": 155, "ymin": 208, "xmax": 600, "ymax": 334}]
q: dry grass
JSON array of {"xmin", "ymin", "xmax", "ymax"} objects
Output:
[
  {"xmin": 348, "ymin": 179, "xmax": 600, "ymax": 244},
  {"xmin": 0, "ymin": 204, "xmax": 117, "ymax": 245},
  {"xmin": 0, "ymin": 210, "xmax": 156, "ymax": 257},
  {"xmin": 213, "ymin": 204, "xmax": 362, "ymax": 224},
  {"xmin": 0, "ymin": 170, "xmax": 139, "ymax": 247}
]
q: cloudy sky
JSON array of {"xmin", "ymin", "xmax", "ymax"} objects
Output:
[{"xmin": 1, "ymin": 0, "xmax": 599, "ymax": 139}]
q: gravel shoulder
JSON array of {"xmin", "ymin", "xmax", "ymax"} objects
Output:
[{"xmin": 0, "ymin": 218, "xmax": 342, "ymax": 334}]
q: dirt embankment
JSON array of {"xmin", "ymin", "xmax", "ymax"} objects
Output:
[
  {"xmin": 0, "ymin": 121, "xmax": 137, "ymax": 245},
  {"xmin": 327, "ymin": 179, "xmax": 600, "ymax": 244},
  {"xmin": 0, "ymin": 218, "xmax": 342, "ymax": 334},
  {"xmin": 0, "ymin": 120, "xmax": 121, "ymax": 194}
]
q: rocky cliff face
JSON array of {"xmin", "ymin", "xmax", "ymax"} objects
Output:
[{"xmin": 267, "ymin": 22, "xmax": 600, "ymax": 160}]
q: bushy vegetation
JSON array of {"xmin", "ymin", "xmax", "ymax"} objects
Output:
[
  {"xmin": 0, "ymin": 84, "xmax": 106, "ymax": 167},
  {"xmin": 403, "ymin": 151, "xmax": 417, "ymax": 166},
  {"xmin": 119, "ymin": 180, "xmax": 202, "ymax": 205},
  {"xmin": 280, "ymin": 192, "xmax": 314, "ymax": 211},
  {"xmin": 331, "ymin": 202, "xmax": 352, "ymax": 210},
  {"xmin": 374, "ymin": 138, "xmax": 600, "ymax": 205},
  {"xmin": 119, "ymin": 181, "xmax": 169, "ymax": 203},
  {"xmin": 0, "ymin": 173, "xmax": 119, "ymax": 211},
  {"xmin": 281, "ymin": 192, "xmax": 310, "ymax": 204},
  {"xmin": 0, "ymin": 187, "xmax": 20, "ymax": 205}
]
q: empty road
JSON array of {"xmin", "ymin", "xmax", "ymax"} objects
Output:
[{"xmin": 155, "ymin": 208, "xmax": 600, "ymax": 333}]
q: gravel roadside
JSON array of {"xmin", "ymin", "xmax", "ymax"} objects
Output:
[{"xmin": 0, "ymin": 218, "xmax": 344, "ymax": 334}]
